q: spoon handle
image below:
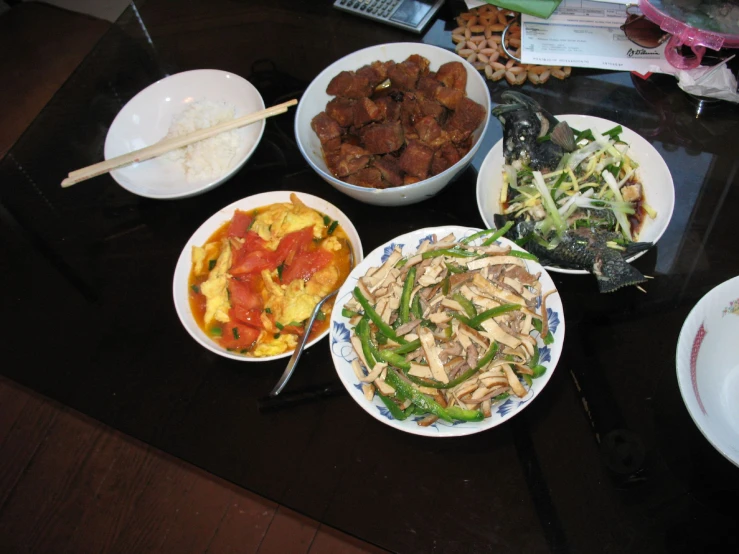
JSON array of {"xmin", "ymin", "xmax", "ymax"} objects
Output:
[{"xmin": 269, "ymin": 289, "xmax": 338, "ymax": 396}]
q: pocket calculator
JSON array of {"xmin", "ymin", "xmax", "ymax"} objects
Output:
[{"xmin": 333, "ymin": 0, "xmax": 446, "ymax": 34}]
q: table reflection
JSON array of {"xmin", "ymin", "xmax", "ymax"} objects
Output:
[{"xmin": 1, "ymin": 1, "xmax": 738, "ymax": 553}]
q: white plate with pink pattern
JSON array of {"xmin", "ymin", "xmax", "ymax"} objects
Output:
[{"xmin": 676, "ymin": 276, "xmax": 739, "ymax": 467}]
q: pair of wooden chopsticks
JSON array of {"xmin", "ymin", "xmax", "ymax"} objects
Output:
[{"xmin": 61, "ymin": 99, "xmax": 298, "ymax": 188}]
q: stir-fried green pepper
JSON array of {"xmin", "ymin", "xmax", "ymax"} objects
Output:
[
  {"xmin": 532, "ymin": 318, "xmax": 554, "ymax": 345},
  {"xmin": 355, "ymin": 317, "xmax": 376, "ymax": 369},
  {"xmin": 385, "ymin": 370, "xmax": 452, "ymax": 421},
  {"xmin": 467, "ymin": 304, "xmax": 521, "ymax": 328},
  {"xmin": 446, "ymin": 405, "xmax": 484, "ymax": 422},
  {"xmin": 445, "ymin": 261, "xmax": 467, "ymax": 274},
  {"xmin": 385, "ymin": 370, "xmax": 483, "ymax": 423},
  {"xmin": 353, "ymin": 287, "xmax": 407, "ymax": 344},
  {"xmin": 391, "ymin": 338, "xmax": 421, "ymax": 355},
  {"xmin": 460, "ymin": 228, "xmax": 499, "ymax": 244},
  {"xmin": 398, "ymin": 266, "xmax": 416, "ymax": 325},
  {"xmin": 404, "ymin": 342, "xmax": 499, "ymax": 390},
  {"xmin": 377, "ymin": 392, "xmax": 413, "ymax": 420},
  {"xmin": 482, "ymin": 220, "xmax": 514, "ymax": 246},
  {"xmin": 421, "ymin": 248, "xmax": 480, "ymax": 260},
  {"xmin": 374, "ymin": 346, "xmax": 411, "ymax": 371},
  {"xmin": 507, "ymin": 250, "xmax": 539, "ymax": 262},
  {"xmin": 411, "ymin": 293, "xmax": 423, "ymax": 320},
  {"xmin": 452, "ymin": 292, "xmax": 477, "ymax": 318}
]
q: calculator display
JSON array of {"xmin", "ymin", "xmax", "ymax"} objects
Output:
[
  {"xmin": 333, "ymin": 0, "xmax": 445, "ymax": 34},
  {"xmin": 391, "ymin": 0, "xmax": 436, "ymax": 27}
]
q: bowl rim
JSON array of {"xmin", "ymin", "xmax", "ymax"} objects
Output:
[
  {"xmin": 675, "ymin": 275, "xmax": 739, "ymax": 467},
  {"xmin": 104, "ymin": 68, "xmax": 266, "ymax": 200},
  {"xmin": 294, "ymin": 42, "xmax": 492, "ymax": 197},
  {"xmin": 476, "ymin": 113, "xmax": 676, "ymax": 275},
  {"xmin": 328, "ymin": 224, "xmax": 565, "ymax": 437},
  {"xmin": 172, "ymin": 190, "xmax": 363, "ymax": 362}
]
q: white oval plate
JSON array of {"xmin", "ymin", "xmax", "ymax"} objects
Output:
[
  {"xmin": 329, "ymin": 225, "xmax": 565, "ymax": 437},
  {"xmin": 476, "ymin": 114, "xmax": 675, "ymax": 274},
  {"xmin": 105, "ymin": 69, "xmax": 266, "ymax": 199},
  {"xmin": 676, "ymin": 276, "xmax": 739, "ymax": 467},
  {"xmin": 173, "ymin": 191, "xmax": 363, "ymax": 362}
]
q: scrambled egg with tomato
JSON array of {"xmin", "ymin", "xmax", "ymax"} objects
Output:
[
  {"xmin": 189, "ymin": 194, "xmax": 350, "ymax": 357},
  {"xmin": 193, "ymin": 240, "xmax": 232, "ymax": 325},
  {"xmin": 250, "ymin": 199, "xmax": 325, "ymax": 249}
]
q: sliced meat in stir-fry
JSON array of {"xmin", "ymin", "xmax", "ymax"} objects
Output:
[{"xmin": 343, "ymin": 229, "xmax": 558, "ymax": 425}]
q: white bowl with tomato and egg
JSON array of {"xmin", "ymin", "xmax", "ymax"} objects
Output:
[
  {"xmin": 295, "ymin": 42, "xmax": 492, "ymax": 207},
  {"xmin": 172, "ymin": 191, "xmax": 362, "ymax": 361}
]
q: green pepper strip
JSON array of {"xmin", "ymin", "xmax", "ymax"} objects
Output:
[
  {"xmin": 461, "ymin": 228, "xmax": 499, "ymax": 244},
  {"xmin": 482, "ymin": 220, "xmax": 514, "ymax": 246},
  {"xmin": 447, "ymin": 405, "xmax": 484, "ymax": 422},
  {"xmin": 398, "ymin": 267, "xmax": 416, "ymax": 325},
  {"xmin": 392, "ymin": 338, "xmax": 421, "ymax": 355},
  {"xmin": 450, "ymin": 313, "xmax": 473, "ymax": 327},
  {"xmin": 421, "ymin": 248, "xmax": 480, "ymax": 260},
  {"xmin": 467, "ymin": 304, "xmax": 521, "ymax": 329},
  {"xmin": 452, "ymin": 293, "xmax": 477, "ymax": 318},
  {"xmin": 532, "ymin": 318, "xmax": 554, "ymax": 345},
  {"xmin": 377, "ymin": 392, "xmax": 412, "ymax": 420},
  {"xmin": 374, "ymin": 347, "xmax": 411, "ymax": 371},
  {"xmin": 411, "ymin": 293, "xmax": 423, "ymax": 319},
  {"xmin": 532, "ymin": 365, "xmax": 547, "ymax": 378},
  {"xmin": 353, "ymin": 287, "xmax": 407, "ymax": 344},
  {"xmin": 355, "ymin": 318, "xmax": 376, "ymax": 369},
  {"xmin": 385, "ymin": 370, "xmax": 483, "ymax": 422},
  {"xmin": 384, "ymin": 370, "xmax": 453, "ymax": 423},
  {"xmin": 445, "ymin": 261, "xmax": 466, "ymax": 274},
  {"xmin": 403, "ymin": 342, "xmax": 499, "ymax": 390},
  {"xmin": 508, "ymin": 250, "xmax": 539, "ymax": 262}
]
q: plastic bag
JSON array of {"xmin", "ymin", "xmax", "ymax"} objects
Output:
[{"xmin": 478, "ymin": 1, "xmax": 563, "ymax": 19}]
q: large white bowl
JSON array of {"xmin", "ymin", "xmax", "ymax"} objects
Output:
[
  {"xmin": 329, "ymin": 225, "xmax": 565, "ymax": 437},
  {"xmin": 476, "ymin": 114, "xmax": 675, "ymax": 274},
  {"xmin": 105, "ymin": 69, "xmax": 266, "ymax": 199},
  {"xmin": 173, "ymin": 191, "xmax": 363, "ymax": 362},
  {"xmin": 676, "ymin": 276, "xmax": 739, "ymax": 467},
  {"xmin": 295, "ymin": 43, "xmax": 492, "ymax": 207}
]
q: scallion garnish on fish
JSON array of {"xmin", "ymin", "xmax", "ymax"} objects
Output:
[{"xmin": 491, "ymin": 91, "xmax": 657, "ymax": 293}]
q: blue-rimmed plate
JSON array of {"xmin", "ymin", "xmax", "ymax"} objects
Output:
[{"xmin": 328, "ymin": 225, "xmax": 565, "ymax": 437}]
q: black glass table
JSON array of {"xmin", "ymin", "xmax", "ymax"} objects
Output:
[{"xmin": 2, "ymin": 1, "xmax": 739, "ymax": 552}]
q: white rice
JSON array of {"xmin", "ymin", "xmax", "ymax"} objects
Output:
[{"xmin": 165, "ymin": 98, "xmax": 241, "ymax": 181}]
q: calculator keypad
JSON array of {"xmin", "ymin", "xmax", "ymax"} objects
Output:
[{"xmin": 333, "ymin": 0, "xmax": 436, "ymax": 32}]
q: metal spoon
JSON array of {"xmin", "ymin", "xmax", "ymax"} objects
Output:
[{"xmin": 269, "ymin": 247, "xmax": 354, "ymax": 397}]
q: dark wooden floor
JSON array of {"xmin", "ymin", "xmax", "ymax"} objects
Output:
[
  {"xmin": 0, "ymin": 377, "xmax": 388, "ymax": 554},
  {"xmin": 0, "ymin": 3, "xmax": 387, "ymax": 553}
]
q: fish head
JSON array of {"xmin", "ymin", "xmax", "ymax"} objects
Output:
[{"xmin": 492, "ymin": 92, "xmax": 563, "ymax": 171}]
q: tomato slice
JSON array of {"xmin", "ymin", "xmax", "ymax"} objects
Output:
[
  {"xmin": 229, "ymin": 278, "xmax": 263, "ymax": 311},
  {"xmin": 281, "ymin": 249, "xmax": 333, "ymax": 284},
  {"xmin": 219, "ymin": 323, "xmax": 261, "ymax": 351},
  {"xmin": 230, "ymin": 231, "xmax": 276, "ymax": 275},
  {"xmin": 275, "ymin": 227, "xmax": 314, "ymax": 265},
  {"xmin": 230, "ymin": 306, "xmax": 264, "ymax": 329},
  {"xmin": 240, "ymin": 230, "xmax": 269, "ymax": 252},
  {"xmin": 226, "ymin": 210, "xmax": 254, "ymax": 238},
  {"xmin": 230, "ymin": 249, "xmax": 277, "ymax": 276}
]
